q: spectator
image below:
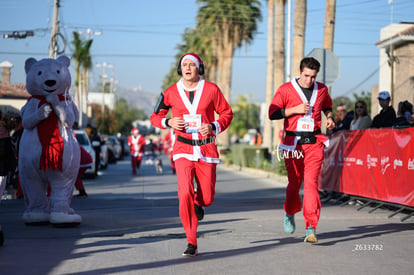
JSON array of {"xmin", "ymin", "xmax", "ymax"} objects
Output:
[
  {"xmin": 0, "ymin": 110, "xmax": 18, "ymax": 246},
  {"xmin": 333, "ymin": 104, "xmax": 353, "ymax": 132},
  {"xmin": 371, "ymin": 91, "xmax": 396, "ymax": 128},
  {"xmin": 393, "ymin": 100, "xmax": 413, "ymax": 128},
  {"xmin": 350, "ymin": 100, "xmax": 372, "ymax": 130},
  {"xmin": 85, "ymin": 124, "xmax": 101, "ymax": 174},
  {"xmin": 10, "ymin": 118, "xmax": 23, "ymax": 199},
  {"xmin": 116, "ymin": 133, "xmax": 125, "ymax": 159}
]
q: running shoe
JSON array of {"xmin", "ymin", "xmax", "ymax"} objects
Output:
[
  {"xmin": 304, "ymin": 226, "xmax": 318, "ymax": 243},
  {"xmin": 194, "ymin": 204, "xmax": 204, "ymax": 221},
  {"xmin": 182, "ymin": 243, "xmax": 198, "ymax": 257},
  {"xmin": 284, "ymin": 212, "xmax": 295, "ymax": 234}
]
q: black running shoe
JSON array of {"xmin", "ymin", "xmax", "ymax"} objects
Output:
[
  {"xmin": 194, "ymin": 204, "xmax": 204, "ymax": 221},
  {"xmin": 182, "ymin": 243, "xmax": 198, "ymax": 256}
]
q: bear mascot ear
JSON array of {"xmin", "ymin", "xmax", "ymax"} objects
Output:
[
  {"xmin": 57, "ymin": 55, "xmax": 70, "ymax": 67},
  {"xmin": 25, "ymin": 57, "xmax": 37, "ymax": 74}
]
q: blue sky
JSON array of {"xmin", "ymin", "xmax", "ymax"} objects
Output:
[{"xmin": 1, "ymin": 0, "xmax": 413, "ymax": 103}]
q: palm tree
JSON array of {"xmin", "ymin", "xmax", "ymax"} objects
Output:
[
  {"xmin": 72, "ymin": 32, "xmax": 83, "ymax": 111},
  {"xmin": 196, "ymin": 0, "xmax": 262, "ymax": 147},
  {"xmin": 273, "ymin": 0, "xmax": 286, "ymax": 148},
  {"xmin": 263, "ymin": 0, "xmax": 275, "ymax": 150},
  {"xmin": 71, "ymin": 31, "xmax": 93, "ymax": 127},
  {"xmin": 291, "ymin": 0, "xmax": 306, "ymax": 79},
  {"xmin": 80, "ymin": 40, "xmax": 93, "ymax": 127}
]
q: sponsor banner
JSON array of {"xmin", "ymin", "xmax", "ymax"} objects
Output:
[{"xmin": 320, "ymin": 128, "xmax": 414, "ymax": 207}]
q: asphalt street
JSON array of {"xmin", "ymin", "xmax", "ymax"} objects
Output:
[{"xmin": 0, "ymin": 154, "xmax": 413, "ymax": 275}]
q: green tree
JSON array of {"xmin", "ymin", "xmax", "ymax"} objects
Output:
[
  {"xmin": 90, "ymin": 99, "xmax": 147, "ymax": 135},
  {"xmin": 228, "ymin": 95, "xmax": 261, "ymax": 138},
  {"xmin": 196, "ymin": 0, "xmax": 262, "ymax": 146},
  {"xmin": 71, "ymin": 31, "xmax": 93, "ymax": 127},
  {"xmin": 113, "ymin": 98, "xmax": 147, "ymax": 134}
]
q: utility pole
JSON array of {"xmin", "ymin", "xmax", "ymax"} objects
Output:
[
  {"xmin": 387, "ymin": 45, "xmax": 395, "ymax": 104},
  {"xmin": 96, "ymin": 62, "xmax": 113, "ymax": 128},
  {"xmin": 323, "ymin": 0, "xmax": 336, "ymax": 51},
  {"xmin": 323, "ymin": 0, "xmax": 336, "ymax": 97},
  {"xmin": 49, "ymin": 0, "xmax": 60, "ymax": 58},
  {"xmin": 286, "ymin": 0, "xmax": 291, "ymax": 82},
  {"xmin": 263, "ymin": 0, "xmax": 275, "ymax": 151}
]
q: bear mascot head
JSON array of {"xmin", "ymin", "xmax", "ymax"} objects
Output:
[{"xmin": 19, "ymin": 55, "xmax": 82, "ymax": 226}]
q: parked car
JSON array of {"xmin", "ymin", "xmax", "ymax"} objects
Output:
[
  {"xmin": 74, "ymin": 130, "xmax": 97, "ymax": 177},
  {"xmin": 100, "ymin": 142, "xmax": 109, "ymax": 170},
  {"xmin": 104, "ymin": 135, "xmax": 122, "ymax": 163}
]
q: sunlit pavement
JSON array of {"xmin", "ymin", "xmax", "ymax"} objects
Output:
[{"xmin": 0, "ymin": 154, "xmax": 413, "ymax": 275}]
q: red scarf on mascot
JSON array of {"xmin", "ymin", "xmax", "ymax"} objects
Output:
[{"xmin": 29, "ymin": 95, "xmax": 69, "ymax": 171}]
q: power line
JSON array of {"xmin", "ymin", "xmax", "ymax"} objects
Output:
[{"xmin": 338, "ymin": 65, "xmax": 383, "ymax": 96}]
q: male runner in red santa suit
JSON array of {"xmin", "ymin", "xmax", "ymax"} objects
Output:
[
  {"xmin": 269, "ymin": 57, "xmax": 335, "ymax": 244},
  {"xmin": 150, "ymin": 53, "xmax": 233, "ymax": 256},
  {"xmin": 127, "ymin": 128, "xmax": 145, "ymax": 175}
]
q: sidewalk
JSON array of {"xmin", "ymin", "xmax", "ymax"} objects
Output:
[{"xmin": 0, "ymin": 157, "xmax": 413, "ymax": 275}]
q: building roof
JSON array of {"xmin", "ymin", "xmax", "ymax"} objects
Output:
[
  {"xmin": 376, "ymin": 25, "xmax": 414, "ymax": 49},
  {"xmin": 0, "ymin": 61, "xmax": 13, "ymax": 68},
  {"xmin": 0, "ymin": 83, "xmax": 30, "ymax": 99}
]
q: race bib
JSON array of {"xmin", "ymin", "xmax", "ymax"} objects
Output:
[
  {"xmin": 296, "ymin": 117, "xmax": 314, "ymax": 132},
  {"xmin": 183, "ymin": 114, "xmax": 202, "ymax": 133}
]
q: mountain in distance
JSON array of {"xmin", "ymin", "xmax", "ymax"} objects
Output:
[{"xmin": 116, "ymin": 86, "xmax": 160, "ymax": 116}]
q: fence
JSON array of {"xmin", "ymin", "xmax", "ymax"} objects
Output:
[{"xmin": 320, "ymin": 127, "xmax": 414, "ymax": 209}]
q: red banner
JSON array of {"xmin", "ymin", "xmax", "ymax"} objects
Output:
[{"xmin": 320, "ymin": 128, "xmax": 414, "ymax": 207}]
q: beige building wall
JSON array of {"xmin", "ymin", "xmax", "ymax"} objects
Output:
[
  {"xmin": 378, "ymin": 24, "xmax": 410, "ymax": 96},
  {"xmin": 370, "ymin": 84, "xmax": 379, "ymax": 118},
  {"xmin": 394, "ymin": 44, "xmax": 414, "ymax": 108},
  {"xmin": 377, "ymin": 23, "xmax": 414, "ymax": 115}
]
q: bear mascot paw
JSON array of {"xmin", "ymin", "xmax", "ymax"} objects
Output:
[{"xmin": 19, "ymin": 55, "xmax": 82, "ymax": 226}]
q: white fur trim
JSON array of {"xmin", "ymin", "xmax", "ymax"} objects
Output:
[
  {"xmin": 212, "ymin": 121, "xmax": 220, "ymax": 135},
  {"xmin": 278, "ymin": 137, "xmax": 299, "ymax": 152},
  {"xmin": 161, "ymin": 118, "xmax": 171, "ymax": 129},
  {"xmin": 181, "ymin": 54, "xmax": 200, "ymax": 69},
  {"xmin": 173, "ymin": 153, "xmax": 220, "ymax": 164}
]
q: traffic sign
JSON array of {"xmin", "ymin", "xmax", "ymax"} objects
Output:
[{"xmin": 307, "ymin": 48, "xmax": 339, "ymax": 86}]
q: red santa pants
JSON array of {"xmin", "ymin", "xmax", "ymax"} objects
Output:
[
  {"xmin": 283, "ymin": 141, "xmax": 324, "ymax": 230},
  {"xmin": 175, "ymin": 158, "xmax": 217, "ymax": 246},
  {"xmin": 130, "ymin": 155, "xmax": 142, "ymax": 174}
]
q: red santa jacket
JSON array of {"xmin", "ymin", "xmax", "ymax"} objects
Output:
[
  {"xmin": 150, "ymin": 78, "xmax": 233, "ymax": 164},
  {"xmin": 269, "ymin": 78, "xmax": 332, "ymax": 151},
  {"xmin": 127, "ymin": 134, "xmax": 145, "ymax": 157}
]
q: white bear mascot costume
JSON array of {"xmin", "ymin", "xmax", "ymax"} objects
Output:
[{"xmin": 19, "ymin": 55, "xmax": 81, "ymax": 226}]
